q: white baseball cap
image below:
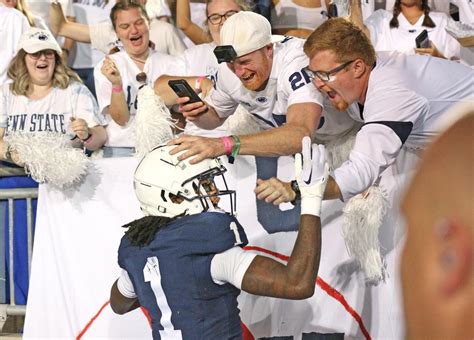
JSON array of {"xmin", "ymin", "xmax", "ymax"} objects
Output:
[
  {"xmin": 17, "ymin": 28, "xmax": 62, "ymax": 55},
  {"xmin": 220, "ymin": 11, "xmax": 274, "ymax": 58}
]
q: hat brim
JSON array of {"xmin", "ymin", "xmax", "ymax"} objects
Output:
[{"xmin": 22, "ymin": 43, "xmax": 62, "ymax": 55}]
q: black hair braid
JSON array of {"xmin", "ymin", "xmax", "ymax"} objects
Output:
[
  {"xmin": 123, "ymin": 215, "xmax": 176, "ymax": 247},
  {"xmin": 421, "ymin": 0, "xmax": 436, "ymax": 28},
  {"xmin": 389, "ymin": 0, "xmax": 401, "ymax": 28}
]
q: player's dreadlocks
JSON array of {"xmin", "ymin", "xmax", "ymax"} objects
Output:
[{"xmin": 123, "ymin": 215, "xmax": 177, "ymax": 247}]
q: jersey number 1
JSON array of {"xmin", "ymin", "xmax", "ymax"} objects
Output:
[{"xmin": 144, "ymin": 257, "xmax": 183, "ymax": 339}]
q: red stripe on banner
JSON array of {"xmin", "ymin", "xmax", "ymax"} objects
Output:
[
  {"xmin": 76, "ymin": 300, "xmax": 110, "ymax": 340},
  {"xmin": 243, "ymin": 245, "xmax": 371, "ymax": 340},
  {"xmin": 241, "ymin": 321, "xmax": 255, "ymax": 340},
  {"xmin": 140, "ymin": 306, "xmax": 152, "ymax": 327}
]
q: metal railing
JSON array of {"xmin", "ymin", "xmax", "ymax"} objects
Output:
[{"xmin": 0, "ymin": 187, "xmax": 38, "ymax": 331}]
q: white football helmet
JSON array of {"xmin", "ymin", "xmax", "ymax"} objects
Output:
[{"xmin": 134, "ymin": 144, "xmax": 235, "ymax": 218}]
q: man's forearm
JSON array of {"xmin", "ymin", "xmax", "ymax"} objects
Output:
[
  {"xmin": 192, "ymin": 106, "xmax": 226, "ymax": 130},
  {"xmin": 323, "ymin": 176, "xmax": 343, "ymax": 200},
  {"xmin": 238, "ymin": 123, "xmax": 309, "ymax": 156}
]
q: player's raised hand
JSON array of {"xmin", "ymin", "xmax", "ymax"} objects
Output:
[
  {"xmin": 101, "ymin": 57, "xmax": 122, "ymax": 86},
  {"xmin": 295, "ymin": 136, "xmax": 329, "ymax": 217}
]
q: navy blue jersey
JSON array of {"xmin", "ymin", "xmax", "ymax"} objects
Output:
[{"xmin": 118, "ymin": 212, "xmax": 249, "ymax": 340}]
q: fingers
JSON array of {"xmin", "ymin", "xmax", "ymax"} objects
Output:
[
  {"xmin": 70, "ymin": 119, "xmax": 89, "ymax": 139},
  {"xmin": 255, "ymin": 177, "xmax": 291, "ymax": 205},
  {"xmin": 167, "ymin": 135, "xmax": 221, "ymax": 164},
  {"xmin": 177, "ymin": 100, "xmax": 208, "ymax": 120}
]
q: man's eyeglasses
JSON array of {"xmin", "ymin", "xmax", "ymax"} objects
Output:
[
  {"xmin": 207, "ymin": 10, "xmax": 238, "ymax": 25},
  {"xmin": 28, "ymin": 50, "xmax": 56, "ymax": 60},
  {"xmin": 304, "ymin": 60, "xmax": 355, "ymax": 82}
]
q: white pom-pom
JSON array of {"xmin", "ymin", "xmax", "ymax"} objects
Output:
[
  {"xmin": 134, "ymin": 85, "xmax": 176, "ymax": 159},
  {"xmin": 5, "ymin": 132, "xmax": 90, "ymax": 188},
  {"xmin": 342, "ymin": 186, "xmax": 388, "ymax": 283},
  {"xmin": 222, "ymin": 105, "xmax": 264, "ymax": 136},
  {"xmin": 323, "ymin": 132, "xmax": 356, "ymax": 169}
]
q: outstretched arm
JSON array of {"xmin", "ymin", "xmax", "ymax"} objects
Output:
[
  {"xmin": 241, "ymin": 138, "xmax": 329, "ymax": 299},
  {"xmin": 50, "ymin": 2, "xmax": 92, "ymax": 43},
  {"xmin": 175, "ymin": 0, "xmax": 212, "ymax": 44}
]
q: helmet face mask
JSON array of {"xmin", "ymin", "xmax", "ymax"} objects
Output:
[{"xmin": 134, "ymin": 145, "xmax": 236, "ymax": 218}]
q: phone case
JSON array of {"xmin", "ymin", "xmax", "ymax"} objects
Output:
[{"xmin": 168, "ymin": 79, "xmax": 203, "ymax": 104}]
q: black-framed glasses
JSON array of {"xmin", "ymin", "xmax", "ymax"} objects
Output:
[
  {"xmin": 28, "ymin": 49, "xmax": 56, "ymax": 60},
  {"xmin": 304, "ymin": 60, "xmax": 355, "ymax": 82},
  {"xmin": 207, "ymin": 10, "xmax": 239, "ymax": 25}
]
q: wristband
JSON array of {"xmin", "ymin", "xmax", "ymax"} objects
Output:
[
  {"xmin": 195, "ymin": 76, "xmax": 206, "ymax": 91},
  {"xmin": 81, "ymin": 133, "xmax": 93, "ymax": 144},
  {"xmin": 112, "ymin": 85, "xmax": 123, "ymax": 93},
  {"xmin": 228, "ymin": 135, "xmax": 240, "ymax": 164},
  {"xmin": 221, "ymin": 136, "xmax": 233, "ymax": 156}
]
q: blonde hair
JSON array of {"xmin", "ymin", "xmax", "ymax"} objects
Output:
[
  {"xmin": 15, "ymin": 0, "xmax": 35, "ymax": 27},
  {"xmin": 206, "ymin": 0, "xmax": 252, "ymax": 14},
  {"xmin": 7, "ymin": 50, "xmax": 82, "ymax": 96},
  {"xmin": 304, "ymin": 18, "xmax": 376, "ymax": 66}
]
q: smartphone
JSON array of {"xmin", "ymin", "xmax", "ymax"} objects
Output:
[
  {"xmin": 168, "ymin": 79, "xmax": 204, "ymax": 104},
  {"xmin": 415, "ymin": 29, "xmax": 430, "ymax": 49}
]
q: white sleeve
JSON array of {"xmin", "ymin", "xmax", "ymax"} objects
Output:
[
  {"xmin": 71, "ymin": 83, "xmax": 107, "ymax": 127},
  {"xmin": 93, "ymin": 59, "xmax": 112, "ymax": 114},
  {"xmin": 161, "ymin": 22, "xmax": 186, "ymax": 57},
  {"xmin": 333, "ymin": 123, "xmax": 404, "ymax": 201},
  {"xmin": 210, "ymin": 247, "xmax": 257, "ymax": 289},
  {"xmin": 206, "ymin": 68, "xmax": 239, "ymax": 118},
  {"xmin": 0, "ymin": 86, "xmax": 9, "ymax": 129},
  {"xmin": 117, "ymin": 269, "xmax": 137, "ymax": 299},
  {"xmin": 90, "ymin": 22, "xmax": 118, "ymax": 55}
]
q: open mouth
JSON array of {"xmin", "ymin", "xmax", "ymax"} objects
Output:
[
  {"xmin": 130, "ymin": 35, "xmax": 143, "ymax": 46},
  {"xmin": 241, "ymin": 73, "xmax": 254, "ymax": 82},
  {"xmin": 36, "ymin": 64, "xmax": 49, "ymax": 70}
]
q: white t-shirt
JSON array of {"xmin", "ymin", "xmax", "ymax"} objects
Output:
[
  {"xmin": 271, "ymin": 0, "xmax": 327, "ymax": 31},
  {"xmin": 0, "ymin": 82, "xmax": 106, "ymax": 136},
  {"xmin": 333, "ymin": 52, "xmax": 474, "ymax": 201},
  {"xmin": 365, "ymin": 9, "xmax": 461, "ymax": 59},
  {"xmin": 71, "ymin": 0, "xmax": 115, "ymax": 69},
  {"xmin": 90, "ymin": 18, "xmax": 186, "ymax": 57},
  {"xmin": 451, "ymin": 0, "xmax": 474, "ymax": 23},
  {"xmin": 94, "ymin": 49, "xmax": 176, "ymax": 147},
  {"xmin": 0, "ymin": 6, "xmax": 30, "ymax": 86},
  {"xmin": 117, "ymin": 246, "xmax": 257, "ymax": 299},
  {"xmin": 207, "ymin": 37, "xmax": 358, "ymax": 140}
]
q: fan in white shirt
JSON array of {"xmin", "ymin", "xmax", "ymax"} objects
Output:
[
  {"xmin": 94, "ymin": 1, "xmax": 175, "ymax": 148},
  {"xmin": 353, "ymin": 0, "xmax": 461, "ymax": 60},
  {"xmin": 0, "ymin": 5, "xmax": 30, "ymax": 86},
  {"xmin": 49, "ymin": 1, "xmax": 186, "ymax": 57},
  {"xmin": 0, "ymin": 28, "xmax": 107, "ymax": 165},
  {"xmin": 155, "ymin": 0, "xmax": 253, "ymax": 137},
  {"xmin": 256, "ymin": 18, "xmax": 473, "ymax": 204},
  {"xmin": 164, "ymin": 12, "xmax": 359, "ymax": 164}
]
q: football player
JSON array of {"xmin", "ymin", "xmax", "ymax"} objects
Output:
[{"xmin": 110, "ymin": 137, "xmax": 328, "ymax": 339}]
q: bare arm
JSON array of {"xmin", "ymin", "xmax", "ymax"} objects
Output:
[
  {"xmin": 238, "ymin": 102, "xmax": 321, "ymax": 157},
  {"xmin": 176, "ymin": 0, "xmax": 212, "ymax": 44},
  {"xmin": 348, "ymin": 0, "xmax": 370, "ymax": 38},
  {"xmin": 110, "ymin": 280, "xmax": 140, "ymax": 315},
  {"xmin": 241, "ymin": 214, "xmax": 321, "ymax": 299},
  {"xmin": 50, "ymin": 3, "xmax": 92, "ymax": 43},
  {"xmin": 242, "ymin": 139, "xmax": 328, "ymax": 299},
  {"xmin": 169, "ymin": 101, "xmax": 322, "ymax": 163},
  {"xmin": 101, "ymin": 57, "xmax": 130, "ymax": 126}
]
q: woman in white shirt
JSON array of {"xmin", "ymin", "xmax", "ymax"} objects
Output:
[
  {"xmin": 94, "ymin": 1, "xmax": 176, "ymax": 151},
  {"xmin": 155, "ymin": 0, "xmax": 251, "ymax": 137},
  {"xmin": 270, "ymin": 0, "xmax": 330, "ymax": 38},
  {"xmin": 0, "ymin": 28, "xmax": 107, "ymax": 165},
  {"xmin": 362, "ymin": 0, "xmax": 461, "ymax": 59}
]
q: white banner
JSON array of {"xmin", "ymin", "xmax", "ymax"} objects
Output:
[{"xmin": 23, "ymin": 155, "xmax": 406, "ymax": 340}]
